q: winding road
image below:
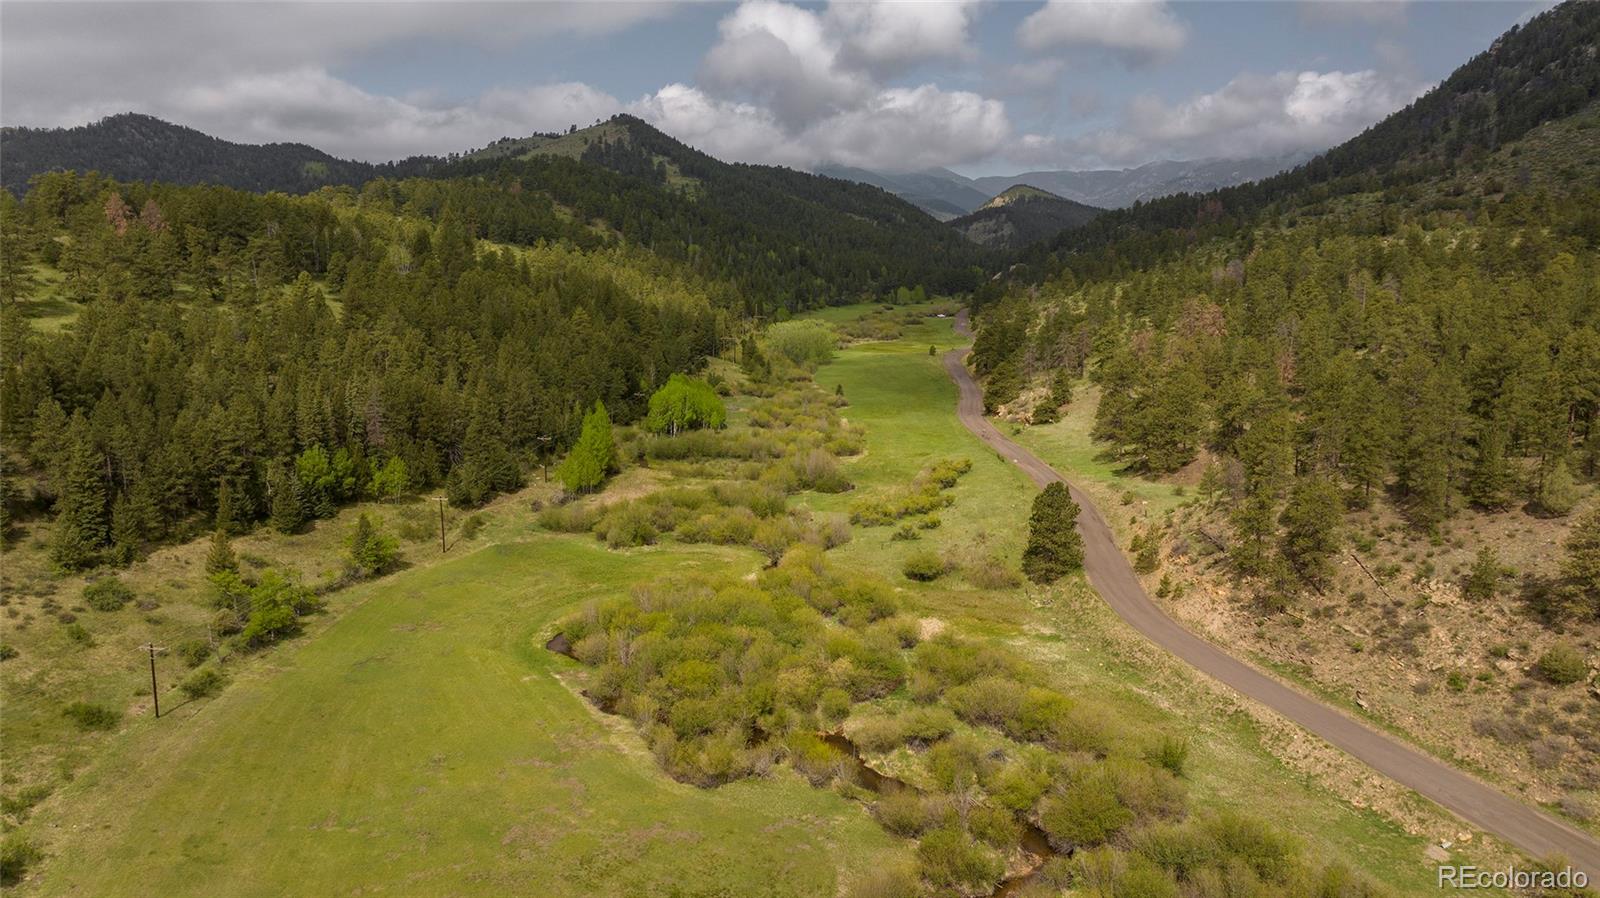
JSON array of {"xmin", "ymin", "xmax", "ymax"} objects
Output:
[{"xmin": 944, "ymin": 311, "xmax": 1600, "ymax": 877}]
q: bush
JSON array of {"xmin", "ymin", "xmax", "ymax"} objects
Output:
[
  {"xmin": 1146, "ymin": 735, "xmax": 1190, "ymax": 777},
  {"xmin": 175, "ymin": 638, "xmax": 213, "ymax": 668},
  {"xmin": 64, "ymin": 622, "xmax": 93, "ymax": 646},
  {"xmin": 874, "ymin": 790, "xmax": 933, "ymax": 836},
  {"xmin": 537, "ymin": 502, "xmax": 601, "ymax": 533},
  {"xmin": 82, "ymin": 576, "xmax": 134, "ymax": 611},
  {"xmin": 1039, "ymin": 773, "xmax": 1134, "ymax": 848},
  {"xmin": 1537, "ymin": 642, "xmax": 1589, "ymax": 685},
  {"xmin": 962, "ymin": 553, "xmax": 1023, "ymax": 589},
  {"xmin": 181, "ymin": 668, "xmax": 226, "ymax": 699},
  {"xmin": 62, "ymin": 701, "xmax": 119, "ymax": 731},
  {"xmin": 595, "ymin": 503, "xmax": 659, "ymax": 548},
  {"xmin": 916, "ymin": 827, "xmax": 1005, "ymax": 894},
  {"xmin": 903, "ymin": 549, "xmax": 946, "ymax": 582},
  {"xmin": 346, "ymin": 514, "xmax": 400, "ymax": 578},
  {"xmin": 845, "ymin": 864, "xmax": 921, "ymax": 898}
]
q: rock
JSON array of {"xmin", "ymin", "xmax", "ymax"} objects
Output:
[{"xmin": 1425, "ymin": 844, "xmax": 1451, "ymax": 863}]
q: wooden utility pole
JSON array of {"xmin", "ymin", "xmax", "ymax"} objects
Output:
[
  {"xmin": 431, "ymin": 496, "xmax": 448, "ymax": 553},
  {"xmin": 140, "ymin": 643, "xmax": 164, "ymax": 718}
]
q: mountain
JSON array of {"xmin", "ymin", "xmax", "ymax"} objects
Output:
[
  {"xmin": 813, "ymin": 165, "xmax": 992, "ymax": 220},
  {"xmin": 444, "ymin": 115, "xmax": 990, "ymax": 307},
  {"xmin": 0, "ymin": 113, "xmax": 434, "ymax": 194},
  {"xmin": 818, "ymin": 155, "xmax": 1305, "ymax": 217},
  {"xmin": 948, "ymin": 185, "xmax": 1102, "ymax": 250},
  {"xmin": 1033, "ymin": 0, "xmax": 1600, "ymax": 266},
  {"xmin": 970, "ymin": 155, "xmax": 1309, "ymax": 210}
]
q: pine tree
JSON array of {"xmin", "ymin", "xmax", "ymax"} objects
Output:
[
  {"xmin": 1229, "ymin": 490, "xmax": 1278, "ymax": 579},
  {"xmin": 1463, "ymin": 547, "xmax": 1501, "ymax": 601},
  {"xmin": 1465, "ymin": 419, "xmax": 1513, "ymax": 510},
  {"xmin": 50, "ymin": 415, "xmax": 109, "ymax": 571},
  {"xmin": 346, "ymin": 513, "xmax": 398, "ymax": 578},
  {"xmin": 205, "ymin": 527, "xmax": 237, "ymax": 576},
  {"xmin": 109, "ymin": 492, "xmax": 140, "ymax": 565},
  {"xmin": 1559, "ymin": 505, "xmax": 1600, "ymax": 618},
  {"xmin": 1022, "ymin": 482, "xmax": 1084, "ymax": 584},
  {"xmin": 1279, "ymin": 476, "xmax": 1343, "ymax": 586},
  {"xmin": 268, "ymin": 464, "xmax": 305, "ymax": 534},
  {"xmin": 1536, "ymin": 458, "xmax": 1579, "ymax": 516},
  {"xmin": 557, "ymin": 401, "xmax": 616, "ymax": 493}
]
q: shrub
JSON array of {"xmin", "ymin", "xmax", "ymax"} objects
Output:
[
  {"xmin": 767, "ymin": 320, "xmax": 838, "ymax": 368},
  {"xmin": 595, "ymin": 503, "xmax": 659, "ymax": 548},
  {"xmin": 1537, "ymin": 642, "xmax": 1588, "ymax": 685},
  {"xmin": 916, "ymin": 827, "xmax": 1005, "ymax": 894},
  {"xmin": 903, "ymin": 549, "xmax": 946, "ymax": 582},
  {"xmin": 1039, "ymin": 773, "xmax": 1134, "ymax": 848},
  {"xmin": 874, "ymin": 790, "xmax": 933, "ymax": 836},
  {"xmin": 175, "ymin": 638, "xmax": 212, "ymax": 668},
  {"xmin": 788, "ymin": 731, "xmax": 849, "ymax": 785},
  {"xmin": 963, "ymin": 553, "xmax": 1023, "ymax": 589},
  {"xmin": 62, "ymin": 701, "xmax": 119, "ymax": 731},
  {"xmin": 181, "ymin": 668, "xmax": 225, "ymax": 699},
  {"xmin": 63, "ymin": 622, "xmax": 93, "ymax": 646},
  {"xmin": 82, "ymin": 576, "xmax": 134, "ymax": 611},
  {"xmin": 1146, "ymin": 735, "xmax": 1190, "ymax": 777},
  {"xmin": 537, "ymin": 502, "xmax": 601, "ymax": 533},
  {"xmin": 0, "ymin": 644, "xmax": 15, "ymax": 662},
  {"xmin": 346, "ymin": 514, "xmax": 400, "ymax": 578}
]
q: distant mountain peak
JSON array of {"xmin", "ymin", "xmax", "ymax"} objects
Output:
[{"xmin": 980, "ymin": 184, "xmax": 1061, "ymax": 210}]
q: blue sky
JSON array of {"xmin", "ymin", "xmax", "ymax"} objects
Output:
[{"xmin": 1, "ymin": 1, "xmax": 1553, "ymax": 176}]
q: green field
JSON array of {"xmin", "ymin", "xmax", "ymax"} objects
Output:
[
  {"xmin": 9, "ymin": 304, "xmax": 1506, "ymax": 896},
  {"xmin": 24, "ymin": 537, "xmax": 902, "ymax": 897}
]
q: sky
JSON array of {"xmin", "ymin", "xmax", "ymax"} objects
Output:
[{"xmin": 0, "ymin": 0, "xmax": 1555, "ymax": 177}]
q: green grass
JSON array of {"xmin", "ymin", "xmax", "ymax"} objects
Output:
[
  {"xmin": 22, "ymin": 537, "xmax": 901, "ymax": 897},
  {"xmin": 803, "ymin": 304, "xmax": 1509, "ymax": 895},
  {"xmin": 6, "ymin": 302, "xmax": 1512, "ymax": 895}
]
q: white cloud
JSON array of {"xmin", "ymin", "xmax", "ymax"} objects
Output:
[
  {"xmin": 828, "ymin": 0, "xmax": 985, "ymax": 75},
  {"xmin": 1017, "ymin": 0, "xmax": 1187, "ymax": 65},
  {"xmin": 0, "ymin": 1, "xmax": 666, "ymax": 158},
  {"xmin": 628, "ymin": 82, "xmax": 1009, "ymax": 173},
  {"xmin": 1011, "ymin": 68, "xmax": 1427, "ymax": 168},
  {"xmin": 699, "ymin": 0, "xmax": 871, "ymax": 127}
]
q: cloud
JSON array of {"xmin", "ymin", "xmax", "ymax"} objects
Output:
[
  {"xmin": 1011, "ymin": 68, "xmax": 1427, "ymax": 168},
  {"xmin": 628, "ymin": 82, "xmax": 1009, "ymax": 173},
  {"xmin": 682, "ymin": 0, "xmax": 1006, "ymax": 170},
  {"xmin": 1017, "ymin": 0, "xmax": 1187, "ymax": 65},
  {"xmin": 0, "ymin": 1, "xmax": 667, "ymax": 158},
  {"xmin": 828, "ymin": 0, "xmax": 985, "ymax": 75}
]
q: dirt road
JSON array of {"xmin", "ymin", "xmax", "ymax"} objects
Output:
[{"xmin": 944, "ymin": 311, "xmax": 1600, "ymax": 876}]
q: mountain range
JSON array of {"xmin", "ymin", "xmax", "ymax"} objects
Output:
[
  {"xmin": 818, "ymin": 153, "xmax": 1308, "ymax": 220},
  {"xmin": 948, "ymin": 185, "xmax": 1102, "ymax": 250}
]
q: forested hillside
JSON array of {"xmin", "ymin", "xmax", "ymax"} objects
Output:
[
  {"xmin": 949, "ymin": 185, "xmax": 1101, "ymax": 250},
  {"xmin": 0, "ymin": 114, "xmax": 435, "ymax": 195},
  {"xmin": 0, "ymin": 169, "xmax": 729, "ymax": 569},
  {"xmin": 967, "ymin": 2, "xmax": 1600, "ymax": 817},
  {"xmin": 449, "ymin": 115, "xmax": 989, "ymax": 307},
  {"xmin": 1015, "ymin": 0, "xmax": 1600, "ymax": 281}
]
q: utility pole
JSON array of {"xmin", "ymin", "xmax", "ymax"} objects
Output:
[
  {"xmin": 140, "ymin": 643, "xmax": 164, "ymax": 718},
  {"xmin": 537, "ymin": 435, "xmax": 552, "ymax": 483},
  {"xmin": 431, "ymin": 496, "xmax": 447, "ymax": 553}
]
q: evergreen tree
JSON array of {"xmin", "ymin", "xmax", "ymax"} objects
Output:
[
  {"xmin": 1559, "ymin": 505, "xmax": 1600, "ymax": 618},
  {"xmin": 268, "ymin": 464, "xmax": 305, "ymax": 534},
  {"xmin": 1536, "ymin": 458, "xmax": 1579, "ymax": 516},
  {"xmin": 1463, "ymin": 547, "xmax": 1501, "ymax": 601},
  {"xmin": 1228, "ymin": 491, "xmax": 1278, "ymax": 579},
  {"xmin": 205, "ymin": 527, "xmax": 237, "ymax": 575},
  {"xmin": 1465, "ymin": 419, "xmax": 1513, "ymax": 510},
  {"xmin": 557, "ymin": 401, "xmax": 616, "ymax": 493},
  {"xmin": 1279, "ymin": 477, "xmax": 1343, "ymax": 586},
  {"xmin": 109, "ymin": 492, "xmax": 139, "ymax": 565},
  {"xmin": 50, "ymin": 415, "xmax": 108, "ymax": 571},
  {"xmin": 1022, "ymin": 482, "xmax": 1084, "ymax": 584},
  {"xmin": 346, "ymin": 513, "xmax": 399, "ymax": 579}
]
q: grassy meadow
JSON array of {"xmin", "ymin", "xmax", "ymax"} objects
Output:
[{"xmin": 1, "ymin": 301, "xmax": 1511, "ymax": 896}]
